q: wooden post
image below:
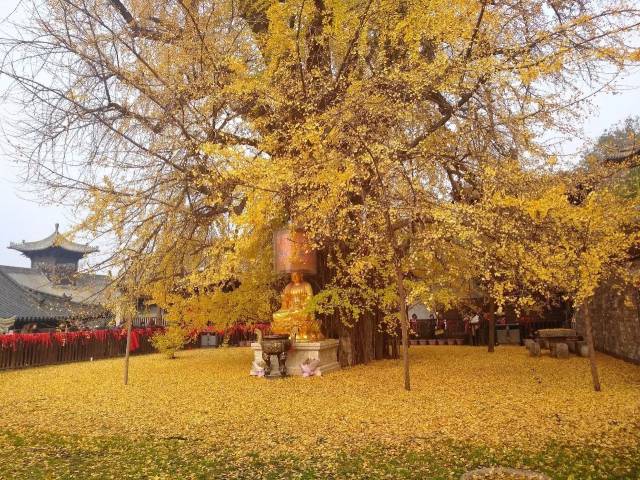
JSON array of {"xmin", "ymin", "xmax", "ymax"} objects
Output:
[
  {"xmin": 582, "ymin": 303, "xmax": 601, "ymax": 392},
  {"xmin": 488, "ymin": 302, "xmax": 496, "ymax": 353},
  {"xmin": 123, "ymin": 317, "xmax": 132, "ymax": 385}
]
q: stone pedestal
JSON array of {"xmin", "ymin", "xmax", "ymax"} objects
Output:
[{"xmin": 250, "ymin": 339, "xmax": 340, "ymax": 377}]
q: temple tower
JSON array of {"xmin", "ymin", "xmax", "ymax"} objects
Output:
[{"xmin": 8, "ymin": 224, "xmax": 98, "ymax": 285}]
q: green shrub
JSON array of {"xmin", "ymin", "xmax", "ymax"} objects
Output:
[{"xmin": 151, "ymin": 327, "xmax": 187, "ymax": 359}]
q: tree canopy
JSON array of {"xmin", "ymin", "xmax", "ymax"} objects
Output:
[{"xmin": 2, "ymin": 0, "xmax": 640, "ymax": 388}]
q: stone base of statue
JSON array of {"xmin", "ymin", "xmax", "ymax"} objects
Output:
[{"xmin": 250, "ymin": 339, "xmax": 340, "ymax": 378}]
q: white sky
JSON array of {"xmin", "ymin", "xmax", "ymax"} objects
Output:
[{"xmin": 0, "ymin": 0, "xmax": 639, "ymax": 268}]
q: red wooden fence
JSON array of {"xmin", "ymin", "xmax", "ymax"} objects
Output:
[{"xmin": 0, "ymin": 328, "xmax": 160, "ymax": 371}]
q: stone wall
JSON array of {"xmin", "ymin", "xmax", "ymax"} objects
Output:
[{"xmin": 575, "ymin": 269, "xmax": 640, "ymax": 364}]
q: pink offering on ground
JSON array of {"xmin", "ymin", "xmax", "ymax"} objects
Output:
[{"xmin": 300, "ymin": 358, "xmax": 321, "ymax": 377}]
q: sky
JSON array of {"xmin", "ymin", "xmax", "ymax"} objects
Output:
[
  {"xmin": 0, "ymin": 0, "xmax": 85, "ymax": 268},
  {"xmin": 0, "ymin": 0, "xmax": 639, "ymax": 269}
]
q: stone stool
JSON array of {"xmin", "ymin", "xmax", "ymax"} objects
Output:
[
  {"xmin": 576, "ymin": 341, "xmax": 589, "ymax": 357},
  {"xmin": 529, "ymin": 342, "xmax": 541, "ymax": 357},
  {"xmin": 554, "ymin": 342, "xmax": 569, "ymax": 359}
]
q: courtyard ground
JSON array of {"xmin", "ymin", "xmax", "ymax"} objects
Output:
[{"xmin": 0, "ymin": 346, "xmax": 638, "ymax": 479}]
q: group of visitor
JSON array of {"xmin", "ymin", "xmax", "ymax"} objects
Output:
[
  {"xmin": 462, "ymin": 312, "xmax": 481, "ymax": 345},
  {"xmin": 408, "ymin": 306, "xmax": 525, "ymax": 345}
]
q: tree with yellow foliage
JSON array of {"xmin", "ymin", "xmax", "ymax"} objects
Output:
[
  {"xmin": 2, "ymin": 0, "xmax": 640, "ymax": 389},
  {"xmin": 447, "ymin": 159, "xmax": 640, "ymax": 390}
]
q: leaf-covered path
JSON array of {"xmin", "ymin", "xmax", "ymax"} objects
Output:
[{"xmin": 1, "ymin": 346, "xmax": 638, "ymax": 479}]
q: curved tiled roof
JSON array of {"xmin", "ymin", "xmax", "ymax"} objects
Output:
[
  {"xmin": 0, "ymin": 268, "xmax": 109, "ymax": 321},
  {"xmin": 606, "ymin": 145, "xmax": 640, "ymax": 163},
  {"xmin": 0, "ymin": 269, "xmax": 72, "ymax": 320},
  {"xmin": 8, "ymin": 224, "xmax": 98, "ymax": 255},
  {"xmin": 0, "ymin": 266, "xmax": 110, "ymax": 305}
]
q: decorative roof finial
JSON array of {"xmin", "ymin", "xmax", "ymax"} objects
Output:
[{"xmin": 55, "ymin": 223, "xmax": 59, "ymax": 233}]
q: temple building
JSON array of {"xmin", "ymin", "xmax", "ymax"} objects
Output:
[{"xmin": 0, "ymin": 225, "xmax": 110, "ymax": 331}]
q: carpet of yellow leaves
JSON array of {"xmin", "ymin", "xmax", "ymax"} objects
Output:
[{"xmin": 0, "ymin": 346, "xmax": 639, "ymax": 478}]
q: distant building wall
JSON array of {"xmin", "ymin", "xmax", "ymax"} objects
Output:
[
  {"xmin": 28, "ymin": 249, "xmax": 82, "ymax": 285},
  {"xmin": 409, "ymin": 303, "xmax": 433, "ymax": 319},
  {"xmin": 576, "ymin": 266, "xmax": 640, "ymax": 364}
]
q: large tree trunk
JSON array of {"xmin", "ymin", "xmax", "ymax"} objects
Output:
[
  {"xmin": 582, "ymin": 302, "xmax": 602, "ymax": 392},
  {"xmin": 487, "ymin": 302, "xmax": 496, "ymax": 353},
  {"xmin": 361, "ymin": 312, "xmax": 375, "ymax": 364},
  {"xmin": 374, "ymin": 311, "xmax": 385, "ymax": 360},
  {"xmin": 333, "ymin": 316, "xmax": 393, "ymax": 366},
  {"xmin": 318, "ymin": 249, "xmax": 391, "ymax": 367}
]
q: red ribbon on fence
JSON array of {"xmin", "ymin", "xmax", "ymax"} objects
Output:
[
  {"xmin": 129, "ymin": 329, "xmax": 140, "ymax": 352},
  {"xmin": 0, "ymin": 327, "xmax": 163, "ymax": 352},
  {"xmin": 0, "ymin": 333, "xmax": 53, "ymax": 350}
]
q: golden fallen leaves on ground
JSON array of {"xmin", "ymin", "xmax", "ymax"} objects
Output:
[{"xmin": 0, "ymin": 346, "xmax": 638, "ymax": 478}]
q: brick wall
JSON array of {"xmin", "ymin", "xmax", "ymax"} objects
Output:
[{"xmin": 575, "ymin": 269, "xmax": 640, "ymax": 364}]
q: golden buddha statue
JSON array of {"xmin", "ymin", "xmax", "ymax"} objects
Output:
[{"xmin": 271, "ymin": 271, "xmax": 323, "ymax": 341}]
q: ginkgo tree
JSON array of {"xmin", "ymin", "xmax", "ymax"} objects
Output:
[
  {"xmin": 450, "ymin": 161, "xmax": 640, "ymax": 390},
  {"xmin": 543, "ymin": 178, "xmax": 640, "ymax": 391},
  {"xmin": 2, "ymin": 0, "xmax": 640, "ymax": 389}
]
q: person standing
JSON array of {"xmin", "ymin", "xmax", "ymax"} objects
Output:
[
  {"xmin": 470, "ymin": 312, "xmax": 480, "ymax": 346},
  {"xmin": 410, "ymin": 313, "xmax": 418, "ymax": 337},
  {"xmin": 434, "ymin": 312, "xmax": 445, "ymax": 337},
  {"xmin": 463, "ymin": 314, "xmax": 471, "ymax": 345}
]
